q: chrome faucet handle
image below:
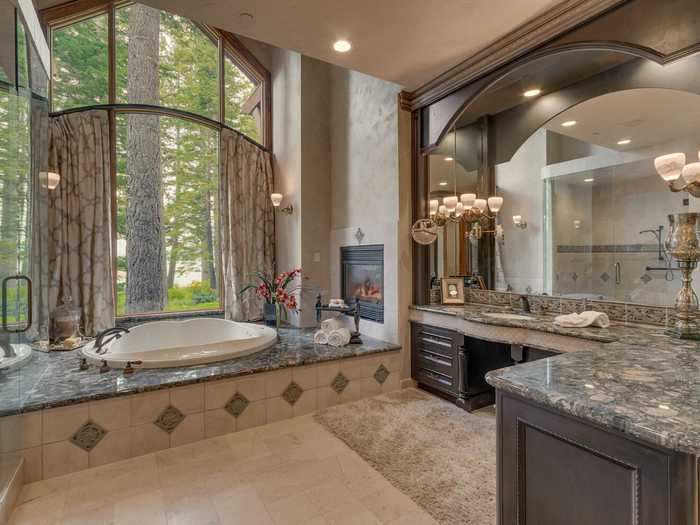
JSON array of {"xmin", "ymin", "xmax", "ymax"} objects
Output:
[
  {"xmin": 79, "ymin": 357, "xmax": 89, "ymax": 371},
  {"xmin": 124, "ymin": 360, "xmax": 143, "ymax": 376},
  {"xmin": 99, "ymin": 360, "xmax": 110, "ymax": 374}
]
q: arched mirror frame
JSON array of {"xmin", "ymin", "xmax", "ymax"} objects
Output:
[{"xmin": 413, "ymin": 36, "xmax": 700, "ymax": 305}]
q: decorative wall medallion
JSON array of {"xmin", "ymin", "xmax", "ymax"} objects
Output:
[
  {"xmin": 331, "ymin": 372, "xmax": 349, "ymax": 394},
  {"xmin": 571, "ymin": 272, "xmax": 579, "ymax": 282},
  {"xmin": 282, "ymin": 381, "xmax": 304, "ymax": 405},
  {"xmin": 600, "ymin": 272, "xmax": 610, "ymax": 282},
  {"xmin": 355, "ymin": 228, "xmax": 365, "ymax": 244},
  {"xmin": 70, "ymin": 420, "xmax": 107, "ymax": 452},
  {"xmin": 225, "ymin": 392, "xmax": 250, "ymax": 418},
  {"xmin": 640, "ymin": 273, "xmax": 652, "ymax": 284},
  {"xmin": 373, "ymin": 364, "xmax": 390, "ymax": 385},
  {"xmin": 154, "ymin": 405, "xmax": 185, "ymax": 434}
]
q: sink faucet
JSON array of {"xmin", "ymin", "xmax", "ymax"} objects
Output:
[
  {"xmin": 518, "ymin": 295, "xmax": 531, "ymax": 313},
  {"xmin": 94, "ymin": 327, "xmax": 130, "ymax": 355},
  {"xmin": 0, "ymin": 333, "xmax": 16, "ymax": 358}
]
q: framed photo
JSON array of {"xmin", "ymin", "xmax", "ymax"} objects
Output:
[{"xmin": 441, "ymin": 277, "xmax": 465, "ymax": 304}]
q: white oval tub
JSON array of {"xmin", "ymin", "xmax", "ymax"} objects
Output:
[{"xmin": 81, "ymin": 318, "xmax": 277, "ymax": 369}]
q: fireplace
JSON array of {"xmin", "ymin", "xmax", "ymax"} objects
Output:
[{"xmin": 340, "ymin": 245, "xmax": 384, "ymax": 323}]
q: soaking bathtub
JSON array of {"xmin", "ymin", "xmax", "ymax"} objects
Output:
[{"xmin": 81, "ymin": 318, "xmax": 277, "ymax": 369}]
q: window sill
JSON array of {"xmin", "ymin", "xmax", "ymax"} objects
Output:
[{"xmin": 116, "ymin": 309, "xmax": 224, "ymax": 329}]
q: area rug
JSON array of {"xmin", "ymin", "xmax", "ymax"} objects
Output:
[{"xmin": 314, "ymin": 388, "xmax": 496, "ymax": 525}]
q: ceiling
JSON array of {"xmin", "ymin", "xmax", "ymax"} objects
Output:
[
  {"xmin": 47, "ymin": 0, "xmax": 563, "ymax": 90},
  {"xmin": 545, "ymin": 88, "xmax": 700, "ymax": 152}
]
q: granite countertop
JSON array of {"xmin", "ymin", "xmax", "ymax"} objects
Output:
[
  {"xmin": 412, "ymin": 303, "xmax": 700, "ymax": 455},
  {"xmin": 0, "ymin": 327, "xmax": 400, "ymax": 417}
]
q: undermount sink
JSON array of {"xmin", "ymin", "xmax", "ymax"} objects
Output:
[{"xmin": 482, "ymin": 312, "xmax": 534, "ymax": 321}]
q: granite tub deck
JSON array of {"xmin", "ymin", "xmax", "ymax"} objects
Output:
[
  {"xmin": 0, "ymin": 328, "xmax": 402, "ymax": 482},
  {"xmin": 412, "ymin": 304, "xmax": 700, "ymax": 455}
]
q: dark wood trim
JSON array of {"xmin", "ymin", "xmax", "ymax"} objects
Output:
[
  {"xmin": 39, "ymin": 0, "xmax": 112, "ymax": 29},
  {"xmin": 402, "ymin": 0, "xmax": 629, "ymax": 111},
  {"xmin": 411, "ymin": 110, "xmax": 430, "ymax": 305}
]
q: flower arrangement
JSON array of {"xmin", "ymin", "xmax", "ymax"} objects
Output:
[{"xmin": 240, "ymin": 268, "xmax": 302, "ymax": 331}]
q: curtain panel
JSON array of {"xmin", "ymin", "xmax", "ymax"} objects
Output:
[
  {"xmin": 47, "ymin": 110, "xmax": 114, "ymax": 336},
  {"xmin": 219, "ymin": 129, "xmax": 275, "ymax": 321}
]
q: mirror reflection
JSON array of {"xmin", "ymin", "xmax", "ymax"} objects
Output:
[{"xmin": 428, "ymin": 53, "xmax": 700, "ymax": 307}]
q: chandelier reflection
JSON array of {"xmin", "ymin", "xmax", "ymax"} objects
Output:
[{"xmin": 428, "ymin": 193, "xmax": 504, "ymax": 241}]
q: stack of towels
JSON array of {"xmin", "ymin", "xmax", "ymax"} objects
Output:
[
  {"xmin": 314, "ymin": 317, "xmax": 352, "ymax": 347},
  {"xmin": 554, "ymin": 310, "xmax": 610, "ymax": 328}
]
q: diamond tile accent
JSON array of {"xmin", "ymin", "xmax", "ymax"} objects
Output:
[
  {"xmin": 600, "ymin": 272, "xmax": 610, "ymax": 282},
  {"xmin": 571, "ymin": 272, "xmax": 579, "ymax": 282},
  {"xmin": 331, "ymin": 372, "xmax": 349, "ymax": 394},
  {"xmin": 70, "ymin": 420, "xmax": 107, "ymax": 452},
  {"xmin": 640, "ymin": 273, "xmax": 653, "ymax": 284},
  {"xmin": 282, "ymin": 381, "xmax": 304, "ymax": 406},
  {"xmin": 373, "ymin": 364, "xmax": 390, "ymax": 385},
  {"xmin": 225, "ymin": 392, "xmax": 250, "ymax": 418},
  {"xmin": 154, "ymin": 405, "xmax": 185, "ymax": 434}
]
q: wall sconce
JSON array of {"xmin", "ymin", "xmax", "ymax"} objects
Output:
[
  {"xmin": 573, "ymin": 219, "xmax": 582, "ymax": 230},
  {"xmin": 40, "ymin": 171, "xmax": 60, "ymax": 190},
  {"xmin": 654, "ymin": 151, "xmax": 700, "ymax": 196},
  {"xmin": 512, "ymin": 215, "xmax": 527, "ymax": 229},
  {"xmin": 270, "ymin": 193, "xmax": 293, "ymax": 215}
]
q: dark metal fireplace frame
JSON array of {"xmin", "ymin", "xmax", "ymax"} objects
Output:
[{"xmin": 340, "ymin": 244, "xmax": 384, "ymax": 324}]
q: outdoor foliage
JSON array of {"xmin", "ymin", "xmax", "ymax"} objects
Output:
[{"xmin": 48, "ymin": 3, "xmax": 262, "ymax": 315}]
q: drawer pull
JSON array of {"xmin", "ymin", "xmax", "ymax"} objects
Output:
[
  {"xmin": 419, "ymin": 350, "xmax": 451, "ymax": 367},
  {"xmin": 419, "ymin": 368, "xmax": 452, "ymax": 386},
  {"xmin": 419, "ymin": 335, "xmax": 452, "ymax": 348}
]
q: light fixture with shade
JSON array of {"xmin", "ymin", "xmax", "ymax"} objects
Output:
[
  {"xmin": 513, "ymin": 215, "xmax": 527, "ymax": 229},
  {"xmin": 429, "ymin": 199, "xmax": 439, "ymax": 215},
  {"xmin": 487, "ymin": 196, "xmax": 503, "ymax": 213},
  {"xmin": 460, "ymin": 193, "xmax": 475, "ymax": 208},
  {"xmin": 455, "ymin": 202, "xmax": 464, "ymax": 217},
  {"xmin": 443, "ymin": 195, "xmax": 458, "ymax": 213},
  {"xmin": 654, "ymin": 150, "xmax": 700, "ymax": 196},
  {"xmin": 40, "ymin": 171, "xmax": 60, "ymax": 190},
  {"xmin": 270, "ymin": 192, "xmax": 293, "ymax": 214},
  {"xmin": 474, "ymin": 199, "xmax": 487, "ymax": 212}
]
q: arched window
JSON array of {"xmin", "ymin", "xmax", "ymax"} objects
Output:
[{"xmin": 42, "ymin": 1, "xmax": 271, "ymax": 317}]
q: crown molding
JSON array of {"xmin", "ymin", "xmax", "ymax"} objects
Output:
[{"xmin": 403, "ymin": 0, "xmax": 629, "ymax": 111}]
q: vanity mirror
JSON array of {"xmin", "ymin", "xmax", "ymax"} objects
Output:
[{"xmin": 418, "ymin": 47, "xmax": 700, "ymax": 309}]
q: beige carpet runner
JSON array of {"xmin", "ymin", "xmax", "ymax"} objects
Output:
[{"xmin": 315, "ymin": 388, "xmax": 497, "ymax": 525}]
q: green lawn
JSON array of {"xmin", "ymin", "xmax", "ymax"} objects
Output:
[{"xmin": 116, "ymin": 282, "xmax": 220, "ymax": 316}]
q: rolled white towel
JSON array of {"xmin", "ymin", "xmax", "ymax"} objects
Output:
[
  {"xmin": 321, "ymin": 317, "xmax": 345, "ymax": 334},
  {"xmin": 313, "ymin": 330, "xmax": 328, "ymax": 345},
  {"xmin": 327, "ymin": 328, "xmax": 352, "ymax": 347},
  {"xmin": 579, "ymin": 310, "xmax": 610, "ymax": 328},
  {"xmin": 554, "ymin": 311, "xmax": 610, "ymax": 328}
]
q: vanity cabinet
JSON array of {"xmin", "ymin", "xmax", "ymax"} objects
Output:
[
  {"xmin": 410, "ymin": 322, "xmax": 514, "ymax": 411},
  {"xmin": 510, "ymin": 344, "xmax": 557, "ymax": 363},
  {"xmin": 496, "ymin": 391, "xmax": 697, "ymax": 524}
]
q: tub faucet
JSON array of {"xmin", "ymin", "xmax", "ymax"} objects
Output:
[
  {"xmin": 0, "ymin": 333, "xmax": 16, "ymax": 358},
  {"xmin": 518, "ymin": 295, "xmax": 531, "ymax": 313},
  {"xmin": 94, "ymin": 327, "xmax": 129, "ymax": 355}
]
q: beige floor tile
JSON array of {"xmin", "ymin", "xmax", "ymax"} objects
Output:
[
  {"xmin": 361, "ymin": 485, "xmax": 423, "ymax": 523},
  {"xmin": 322, "ymin": 502, "xmax": 381, "ymax": 525},
  {"xmin": 6, "ymin": 446, "xmax": 42, "ymax": 483},
  {"xmin": 59, "ymin": 503, "xmax": 114, "ymax": 525},
  {"xmin": 384, "ymin": 510, "xmax": 439, "ymax": 525},
  {"xmin": 212, "ymin": 485, "xmax": 273, "ymax": 525},
  {"xmin": 266, "ymin": 491, "xmax": 323, "ymax": 525},
  {"xmin": 8, "ymin": 493, "xmax": 65, "ymax": 525},
  {"xmin": 113, "ymin": 489, "xmax": 166, "ymax": 525},
  {"xmin": 19, "ymin": 478, "xmax": 66, "ymax": 505},
  {"xmin": 306, "ymin": 478, "xmax": 362, "ymax": 516}
]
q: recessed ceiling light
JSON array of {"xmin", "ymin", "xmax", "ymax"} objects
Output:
[
  {"xmin": 333, "ymin": 40, "xmax": 351, "ymax": 53},
  {"xmin": 617, "ymin": 138, "xmax": 631, "ymax": 145},
  {"xmin": 439, "ymin": 181, "xmax": 448, "ymax": 186},
  {"xmin": 584, "ymin": 178, "xmax": 595, "ymax": 182},
  {"xmin": 444, "ymin": 157, "xmax": 454, "ymax": 162},
  {"xmin": 523, "ymin": 89, "xmax": 541, "ymax": 98},
  {"xmin": 561, "ymin": 120, "xmax": 577, "ymax": 127}
]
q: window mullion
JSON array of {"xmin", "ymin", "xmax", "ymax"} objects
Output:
[{"xmin": 107, "ymin": 2, "xmax": 115, "ymax": 104}]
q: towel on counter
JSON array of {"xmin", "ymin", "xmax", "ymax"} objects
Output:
[
  {"xmin": 327, "ymin": 328, "xmax": 352, "ymax": 347},
  {"xmin": 321, "ymin": 316, "xmax": 345, "ymax": 333},
  {"xmin": 313, "ymin": 330, "xmax": 329, "ymax": 345},
  {"xmin": 554, "ymin": 310, "xmax": 610, "ymax": 328}
]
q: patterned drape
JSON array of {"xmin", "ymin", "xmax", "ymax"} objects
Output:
[
  {"xmin": 219, "ymin": 129, "xmax": 275, "ymax": 321},
  {"xmin": 48, "ymin": 110, "xmax": 114, "ymax": 336}
]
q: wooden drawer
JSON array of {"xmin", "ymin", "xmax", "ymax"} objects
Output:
[{"xmin": 411, "ymin": 322, "xmax": 462, "ymax": 396}]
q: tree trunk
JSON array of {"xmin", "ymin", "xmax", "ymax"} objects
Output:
[
  {"xmin": 202, "ymin": 190, "xmax": 216, "ymax": 290},
  {"xmin": 125, "ymin": 4, "xmax": 163, "ymax": 314}
]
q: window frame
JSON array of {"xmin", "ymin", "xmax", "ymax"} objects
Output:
[{"xmin": 41, "ymin": 0, "xmax": 272, "ymax": 320}]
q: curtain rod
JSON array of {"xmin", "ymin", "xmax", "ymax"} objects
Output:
[{"xmin": 49, "ymin": 103, "xmax": 270, "ymax": 152}]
